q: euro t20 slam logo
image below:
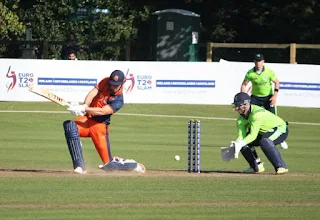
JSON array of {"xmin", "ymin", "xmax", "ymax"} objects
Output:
[
  {"xmin": 6, "ymin": 66, "xmax": 34, "ymax": 92},
  {"xmin": 124, "ymin": 69, "xmax": 153, "ymax": 93},
  {"xmin": 137, "ymin": 75, "xmax": 152, "ymax": 90}
]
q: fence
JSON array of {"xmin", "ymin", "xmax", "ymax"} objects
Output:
[
  {"xmin": 2, "ymin": 39, "xmax": 320, "ymax": 64},
  {"xmin": 0, "ymin": 40, "xmax": 130, "ymax": 61},
  {"xmin": 206, "ymin": 43, "xmax": 320, "ymax": 64}
]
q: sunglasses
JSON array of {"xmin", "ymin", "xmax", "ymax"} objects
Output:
[{"xmin": 233, "ymin": 101, "xmax": 249, "ymax": 108}]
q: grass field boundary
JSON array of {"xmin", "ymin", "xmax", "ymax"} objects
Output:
[{"xmin": 0, "ymin": 110, "xmax": 319, "ymax": 126}]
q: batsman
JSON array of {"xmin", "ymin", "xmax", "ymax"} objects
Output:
[
  {"xmin": 63, "ymin": 70, "xmax": 145, "ymax": 174},
  {"xmin": 228, "ymin": 92, "xmax": 289, "ymax": 174}
]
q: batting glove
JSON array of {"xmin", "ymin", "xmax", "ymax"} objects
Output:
[
  {"xmin": 72, "ymin": 104, "xmax": 87, "ymax": 112},
  {"xmin": 231, "ymin": 140, "xmax": 247, "ymax": 159},
  {"xmin": 74, "ymin": 110, "xmax": 85, "ymax": 116},
  {"xmin": 67, "ymin": 109, "xmax": 85, "ymax": 116},
  {"xmin": 67, "ymin": 104, "xmax": 87, "ymax": 116}
]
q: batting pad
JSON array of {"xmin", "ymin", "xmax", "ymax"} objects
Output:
[
  {"xmin": 63, "ymin": 120, "xmax": 85, "ymax": 169},
  {"xmin": 221, "ymin": 146, "xmax": 235, "ymax": 162}
]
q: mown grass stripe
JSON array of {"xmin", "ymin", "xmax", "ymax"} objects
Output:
[{"xmin": 0, "ymin": 110, "xmax": 319, "ymax": 126}]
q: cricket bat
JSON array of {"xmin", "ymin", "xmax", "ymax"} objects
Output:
[{"xmin": 28, "ymin": 84, "xmax": 71, "ymax": 107}]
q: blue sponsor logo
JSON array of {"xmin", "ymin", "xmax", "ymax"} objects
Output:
[
  {"xmin": 280, "ymin": 82, "xmax": 320, "ymax": 91},
  {"xmin": 38, "ymin": 78, "xmax": 97, "ymax": 86},
  {"xmin": 156, "ymin": 80, "xmax": 215, "ymax": 88}
]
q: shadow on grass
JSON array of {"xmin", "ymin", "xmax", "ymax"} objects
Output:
[
  {"xmin": 0, "ymin": 168, "xmax": 276, "ymax": 176},
  {"xmin": 151, "ymin": 169, "xmax": 243, "ymax": 174},
  {"xmin": 0, "ymin": 168, "xmax": 70, "ymax": 174}
]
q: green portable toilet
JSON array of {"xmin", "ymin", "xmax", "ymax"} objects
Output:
[{"xmin": 150, "ymin": 9, "xmax": 200, "ymax": 61}]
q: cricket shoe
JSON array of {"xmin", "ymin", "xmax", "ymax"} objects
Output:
[
  {"xmin": 134, "ymin": 163, "xmax": 146, "ymax": 174},
  {"xmin": 243, "ymin": 163, "xmax": 265, "ymax": 173},
  {"xmin": 73, "ymin": 167, "xmax": 87, "ymax": 174},
  {"xmin": 279, "ymin": 141, "xmax": 288, "ymax": 149},
  {"xmin": 276, "ymin": 167, "xmax": 289, "ymax": 174},
  {"xmin": 112, "ymin": 156, "xmax": 137, "ymax": 164},
  {"xmin": 99, "ymin": 160, "xmax": 145, "ymax": 173}
]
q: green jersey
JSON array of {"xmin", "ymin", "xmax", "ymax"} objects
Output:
[
  {"xmin": 236, "ymin": 105, "xmax": 286, "ymax": 144},
  {"xmin": 244, "ymin": 66, "xmax": 276, "ymax": 97}
]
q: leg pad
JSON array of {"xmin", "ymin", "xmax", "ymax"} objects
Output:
[{"xmin": 63, "ymin": 120, "xmax": 85, "ymax": 169}]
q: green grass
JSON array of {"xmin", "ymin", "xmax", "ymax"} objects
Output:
[{"xmin": 0, "ymin": 102, "xmax": 319, "ymax": 219}]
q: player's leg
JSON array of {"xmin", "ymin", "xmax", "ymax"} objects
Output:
[
  {"xmin": 270, "ymin": 123, "xmax": 289, "ymax": 150},
  {"xmin": 63, "ymin": 119, "xmax": 87, "ymax": 173},
  {"xmin": 260, "ymin": 138, "xmax": 288, "ymax": 173},
  {"xmin": 243, "ymin": 137, "xmax": 265, "ymax": 173},
  {"xmin": 260, "ymin": 128, "xmax": 288, "ymax": 174},
  {"xmin": 250, "ymin": 145, "xmax": 259, "ymax": 162},
  {"xmin": 270, "ymin": 105, "xmax": 277, "ymax": 115},
  {"xmin": 252, "ymin": 95, "xmax": 275, "ymax": 114},
  {"xmin": 270, "ymin": 125, "xmax": 289, "ymax": 145},
  {"xmin": 265, "ymin": 97, "xmax": 289, "ymax": 150},
  {"xmin": 87, "ymin": 120, "xmax": 145, "ymax": 173},
  {"xmin": 241, "ymin": 146, "xmax": 260, "ymax": 172},
  {"xmin": 264, "ymin": 95, "xmax": 276, "ymax": 114},
  {"xmin": 88, "ymin": 119, "xmax": 112, "ymax": 164},
  {"xmin": 250, "ymin": 95, "xmax": 264, "ymax": 107},
  {"xmin": 74, "ymin": 116, "xmax": 91, "ymax": 137},
  {"xmin": 264, "ymin": 96, "xmax": 288, "ymax": 149}
]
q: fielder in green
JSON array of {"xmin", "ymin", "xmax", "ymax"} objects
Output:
[
  {"xmin": 241, "ymin": 53, "xmax": 288, "ymax": 152},
  {"xmin": 231, "ymin": 92, "xmax": 289, "ymax": 174},
  {"xmin": 241, "ymin": 53, "xmax": 279, "ymax": 114}
]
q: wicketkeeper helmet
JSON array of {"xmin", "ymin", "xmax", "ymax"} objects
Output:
[{"xmin": 232, "ymin": 92, "xmax": 251, "ymax": 107}]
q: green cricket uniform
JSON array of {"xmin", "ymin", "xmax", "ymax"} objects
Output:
[
  {"xmin": 236, "ymin": 105, "xmax": 287, "ymax": 144},
  {"xmin": 245, "ymin": 66, "xmax": 276, "ymax": 97}
]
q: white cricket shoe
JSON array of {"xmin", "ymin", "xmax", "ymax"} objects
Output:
[
  {"xmin": 73, "ymin": 167, "xmax": 87, "ymax": 174},
  {"xmin": 280, "ymin": 141, "xmax": 288, "ymax": 149},
  {"xmin": 134, "ymin": 163, "xmax": 146, "ymax": 174},
  {"xmin": 98, "ymin": 160, "xmax": 146, "ymax": 173},
  {"xmin": 243, "ymin": 163, "xmax": 265, "ymax": 173}
]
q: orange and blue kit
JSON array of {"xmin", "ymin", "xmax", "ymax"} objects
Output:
[{"xmin": 75, "ymin": 77, "xmax": 124, "ymax": 163}]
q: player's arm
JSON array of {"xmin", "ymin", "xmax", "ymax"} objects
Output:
[
  {"xmin": 272, "ymin": 78, "xmax": 280, "ymax": 94},
  {"xmin": 243, "ymin": 114, "xmax": 261, "ymax": 144},
  {"xmin": 81, "ymin": 87, "xmax": 112, "ymax": 115},
  {"xmin": 85, "ymin": 94, "xmax": 124, "ymax": 116},
  {"xmin": 83, "ymin": 87, "xmax": 98, "ymax": 106},
  {"xmin": 86, "ymin": 105, "xmax": 114, "ymax": 116},
  {"xmin": 270, "ymin": 78, "xmax": 280, "ymax": 104},
  {"xmin": 241, "ymin": 79, "xmax": 250, "ymax": 92},
  {"xmin": 236, "ymin": 118, "xmax": 248, "ymax": 141}
]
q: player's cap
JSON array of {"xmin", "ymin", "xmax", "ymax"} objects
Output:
[
  {"xmin": 232, "ymin": 92, "xmax": 251, "ymax": 107},
  {"xmin": 254, "ymin": 53, "xmax": 264, "ymax": 61},
  {"xmin": 109, "ymin": 70, "xmax": 125, "ymax": 86}
]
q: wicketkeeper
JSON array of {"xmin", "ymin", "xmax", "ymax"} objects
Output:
[
  {"xmin": 63, "ymin": 70, "xmax": 146, "ymax": 174},
  {"xmin": 227, "ymin": 92, "xmax": 289, "ymax": 174}
]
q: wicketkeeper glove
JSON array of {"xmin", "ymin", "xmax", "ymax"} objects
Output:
[{"xmin": 231, "ymin": 140, "xmax": 247, "ymax": 159}]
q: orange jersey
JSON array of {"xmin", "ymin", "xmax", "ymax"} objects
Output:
[{"xmin": 90, "ymin": 77, "xmax": 124, "ymax": 124}]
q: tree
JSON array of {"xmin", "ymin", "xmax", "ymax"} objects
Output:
[
  {"xmin": 2, "ymin": 0, "xmax": 320, "ymax": 62},
  {"xmin": 0, "ymin": 0, "xmax": 25, "ymax": 57},
  {"xmin": 0, "ymin": 0, "xmax": 25, "ymax": 39},
  {"xmin": 18, "ymin": 0, "xmax": 151, "ymax": 60}
]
